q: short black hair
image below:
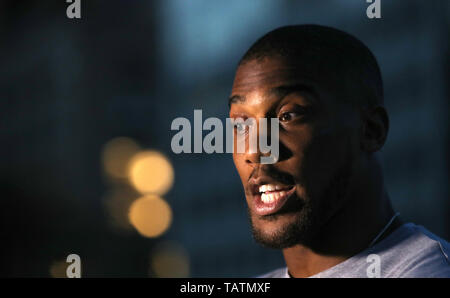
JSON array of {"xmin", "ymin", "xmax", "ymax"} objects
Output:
[{"xmin": 239, "ymin": 24, "xmax": 384, "ymax": 107}]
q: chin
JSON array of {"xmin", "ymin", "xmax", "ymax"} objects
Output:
[{"xmin": 249, "ymin": 211, "xmax": 310, "ymax": 249}]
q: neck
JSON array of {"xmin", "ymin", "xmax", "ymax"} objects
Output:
[{"xmin": 282, "ymin": 159, "xmax": 401, "ymax": 277}]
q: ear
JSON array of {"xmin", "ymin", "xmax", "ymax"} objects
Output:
[{"xmin": 360, "ymin": 106, "xmax": 389, "ymax": 152}]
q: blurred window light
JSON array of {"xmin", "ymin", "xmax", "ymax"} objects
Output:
[
  {"xmin": 128, "ymin": 195, "xmax": 172, "ymax": 238},
  {"xmin": 49, "ymin": 260, "xmax": 68, "ymax": 278},
  {"xmin": 150, "ymin": 242, "xmax": 190, "ymax": 278},
  {"xmin": 102, "ymin": 137, "xmax": 141, "ymax": 179},
  {"xmin": 127, "ymin": 151, "xmax": 174, "ymax": 195}
]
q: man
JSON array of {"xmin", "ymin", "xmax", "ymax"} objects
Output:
[{"xmin": 229, "ymin": 24, "xmax": 449, "ymax": 278}]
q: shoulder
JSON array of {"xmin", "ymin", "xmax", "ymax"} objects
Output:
[{"xmin": 386, "ymin": 223, "xmax": 450, "ymax": 277}]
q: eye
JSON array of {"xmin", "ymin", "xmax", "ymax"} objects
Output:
[
  {"xmin": 233, "ymin": 120, "xmax": 250, "ymax": 136},
  {"xmin": 278, "ymin": 106, "xmax": 309, "ymax": 123},
  {"xmin": 235, "ymin": 122, "xmax": 246, "ymax": 134},
  {"xmin": 233, "ymin": 118, "xmax": 257, "ymax": 136},
  {"xmin": 279, "ymin": 112, "xmax": 298, "ymax": 122}
]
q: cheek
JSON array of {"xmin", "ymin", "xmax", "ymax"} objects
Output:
[
  {"xmin": 279, "ymin": 126, "xmax": 314, "ymax": 167},
  {"xmin": 281, "ymin": 126, "xmax": 346, "ymax": 182},
  {"xmin": 233, "ymin": 153, "xmax": 249, "ymax": 184},
  {"xmin": 303, "ymin": 129, "xmax": 355, "ymax": 192}
]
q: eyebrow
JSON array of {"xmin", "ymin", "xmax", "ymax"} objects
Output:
[
  {"xmin": 228, "ymin": 94, "xmax": 245, "ymax": 106},
  {"xmin": 228, "ymin": 83, "xmax": 317, "ymax": 107}
]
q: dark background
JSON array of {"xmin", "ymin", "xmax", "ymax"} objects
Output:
[{"xmin": 1, "ymin": 0, "xmax": 448, "ymax": 277}]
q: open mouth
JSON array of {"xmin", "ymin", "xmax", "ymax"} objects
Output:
[{"xmin": 252, "ymin": 183, "xmax": 296, "ymax": 216}]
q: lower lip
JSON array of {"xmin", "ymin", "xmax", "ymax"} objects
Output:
[{"xmin": 252, "ymin": 186, "xmax": 296, "ymax": 216}]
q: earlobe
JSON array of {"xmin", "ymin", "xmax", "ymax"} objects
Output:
[{"xmin": 360, "ymin": 106, "xmax": 389, "ymax": 153}]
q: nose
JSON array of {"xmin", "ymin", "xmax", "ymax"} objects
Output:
[
  {"xmin": 245, "ymin": 142, "xmax": 272, "ymax": 165},
  {"xmin": 243, "ymin": 118, "xmax": 273, "ymax": 165},
  {"xmin": 245, "ymin": 151, "xmax": 264, "ymax": 165}
]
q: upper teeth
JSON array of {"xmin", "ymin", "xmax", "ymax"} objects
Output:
[
  {"xmin": 261, "ymin": 190, "xmax": 287, "ymax": 203},
  {"xmin": 259, "ymin": 184, "xmax": 285, "ymax": 193}
]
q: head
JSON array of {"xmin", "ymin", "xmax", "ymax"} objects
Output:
[{"xmin": 229, "ymin": 25, "xmax": 389, "ymax": 249}]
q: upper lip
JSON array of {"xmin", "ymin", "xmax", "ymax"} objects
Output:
[{"xmin": 248, "ymin": 176, "xmax": 295, "ymax": 195}]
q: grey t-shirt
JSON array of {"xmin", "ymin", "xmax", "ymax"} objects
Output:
[{"xmin": 259, "ymin": 223, "xmax": 450, "ymax": 278}]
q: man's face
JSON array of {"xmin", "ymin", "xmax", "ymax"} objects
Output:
[{"xmin": 230, "ymin": 56, "xmax": 361, "ymax": 249}]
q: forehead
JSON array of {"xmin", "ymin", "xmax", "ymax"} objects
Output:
[
  {"xmin": 232, "ymin": 57, "xmax": 321, "ymax": 95},
  {"xmin": 229, "ymin": 57, "xmax": 357, "ymax": 122},
  {"xmin": 231, "ymin": 57, "xmax": 330, "ymax": 107}
]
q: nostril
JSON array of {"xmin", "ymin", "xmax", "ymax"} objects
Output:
[{"xmin": 245, "ymin": 152, "xmax": 261, "ymax": 164}]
